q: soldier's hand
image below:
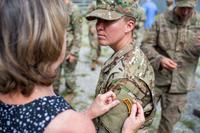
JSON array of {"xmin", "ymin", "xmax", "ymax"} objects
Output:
[
  {"xmin": 160, "ymin": 57, "xmax": 177, "ymax": 70},
  {"xmin": 83, "ymin": 91, "xmax": 120, "ymax": 119},
  {"xmin": 66, "ymin": 54, "xmax": 77, "ymax": 63},
  {"xmin": 122, "ymin": 101, "xmax": 145, "ymax": 133}
]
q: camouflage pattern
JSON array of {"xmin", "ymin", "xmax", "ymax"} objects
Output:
[
  {"xmin": 54, "ymin": 1, "xmax": 82, "ymax": 92},
  {"xmin": 86, "ymin": 0, "xmax": 142, "ymax": 21},
  {"xmin": 134, "ymin": 6, "xmax": 146, "ymax": 47},
  {"xmin": 95, "ymin": 42, "xmax": 155, "ymax": 133},
  {"xmin": 65, "ymin": 1, "xmax": 82, "ymax": 57},
  {"xmin": 175, "ymin": 0, "xmax": 197, "ymax": 7},
  {"xmin": 141, "ymin": 8, "xmax": 200, "ymax": 133},
  {"xmin": 154, "ymin": 86, "xmax": 187, "ymax": 133},
  {"xmin": 88, "ymin": 22, "xmax": 101, "ymax": 62},
  {"xmin": 64, "ymin": 1, "xmax": 82, "ymax": 91},
  {"xmin": 141, "ymin": 10, "xmax": 200, "ymax": 93},
  {"xmin": 87, "ymin": 2, "xmax": 101, "ymax": 62}
]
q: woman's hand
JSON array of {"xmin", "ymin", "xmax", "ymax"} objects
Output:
[
  {"xmin": 83, "ymin": 91, "xmax": 120, "ymax": 119},
  {"xmin": 122, "ymin": 101, "xmax": 145, "ymax": 133}
]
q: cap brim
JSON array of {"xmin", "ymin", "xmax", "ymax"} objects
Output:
[{"xmin": 86, "ymin": 9, "xmax": 123, "ymax": 21}]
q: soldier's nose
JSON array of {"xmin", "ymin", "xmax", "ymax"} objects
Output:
[{"xmin": 96, "ymin": 19, "xmax": 105, "ymax": 31}]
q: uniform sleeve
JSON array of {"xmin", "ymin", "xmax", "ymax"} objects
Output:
[
  {"xmin": 141, "ymin": 19, "xmax": 164, "ymax": 71},
  {"xmin": 184, "ymin": 25, "xmax": 200, "ymax": 57},
  {"xmin": 98, "ymin": 78, "xmax": 155, "ymax": 133},
  {"xmin": 70, "ymin": 5, "xmax": 82, "ymax": 57},
  {"xmin": 183, "ymin": 12, "xmax": 200, "ymax": 57}
]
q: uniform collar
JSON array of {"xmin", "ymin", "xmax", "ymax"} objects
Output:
[{"xmin": 102, "ymin": 41, "xmax": 135, "ymax": 73}]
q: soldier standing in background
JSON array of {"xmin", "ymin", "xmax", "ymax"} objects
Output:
[
  {"xmin": 87, "ymin": 1, "xmax": 102, "ymax": 71},
  {"xmin": 86, "ymin": 0, "xmax": 155, "ymax": 133},
  {"xmin": 141, "ymin": 0, "xmax": 200, "ymax": 132},
  {"xmin": 54, "ymin": 0, "xmax": 82, "ymax": 93}
]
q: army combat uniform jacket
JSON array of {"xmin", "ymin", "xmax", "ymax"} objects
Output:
[
  {"xmin": 141, "ymin": 10, "xmax": 200, "ymax": 93},
  {"xmin": 95, "ymin": 43, "xmax": 155, "ymax": 133}
]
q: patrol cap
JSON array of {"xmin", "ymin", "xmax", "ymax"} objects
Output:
[
  {"xmin": 175, "ymin": 0, "xmax": 196, "ymax": 8},
  {"xmin": 86, "ymin": 0, "xmax": 141, "ymax": 21}
]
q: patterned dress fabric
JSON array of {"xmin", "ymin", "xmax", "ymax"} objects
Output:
[{"xmin": 0, "ymin": 96, "xmax": 72, "ymax": 133}]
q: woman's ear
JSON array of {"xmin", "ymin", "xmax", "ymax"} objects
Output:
[{"xmin": 125, "ymin": 19, "xmax": 135, "ymax": 33}]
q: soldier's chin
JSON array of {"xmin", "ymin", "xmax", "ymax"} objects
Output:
[{"xmin": 98, "ymin": 41, "xmax": 109, "ymax": 46}]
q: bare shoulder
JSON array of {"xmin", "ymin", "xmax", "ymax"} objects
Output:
[{"xmin": 44, "ymin": 109, "xmax": 96, "ymax": 133}]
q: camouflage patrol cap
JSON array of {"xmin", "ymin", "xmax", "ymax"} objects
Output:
[
  {"xmin": 86, "ymin": 0, "xmax": 141, "ymax": 21},
  {"xmin": 175, "ymin": 0, "xmax": 196, "ymax": 8}
]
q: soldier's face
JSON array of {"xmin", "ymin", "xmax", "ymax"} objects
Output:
[
  {"xmin": 96, "ymin": 18, "xmax": 127, "ymax": 51},
  {"xmin": 175, "ymin": 7, "xmax": 193, "ymax": 21}
]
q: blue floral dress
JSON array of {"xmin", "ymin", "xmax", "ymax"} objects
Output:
[{"xmin": 0, "ymin": 96, "xmax": 72, "ymax": 133}]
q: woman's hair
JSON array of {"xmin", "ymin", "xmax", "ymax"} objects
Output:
[
  {"xmin": 123, "ymin": 16, "xmax": 136, "ymax": 23},
  {"xmin": 0, "ymin": 0, "xmax": 67, "ymax": 96}
]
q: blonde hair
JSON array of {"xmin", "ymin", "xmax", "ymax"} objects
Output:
[{"xmin": 0, "ymin": 0, "xmax": 67, "ymax": 96}]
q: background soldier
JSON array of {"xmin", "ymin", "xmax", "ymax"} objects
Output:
[
  {"xmin": 54, "ymin": 0, "xmax": 82, "ymax": 94},
  {"xmin": 141, "ymin": 0, "xmax": 200, "ymax": 132},
  {"xmin": 87, "ymin": 1, "xmax": 102, "ymax": 71},
  {"xmin": 86, "ymin": 0, "xmax": 155, "ymax": 132}
]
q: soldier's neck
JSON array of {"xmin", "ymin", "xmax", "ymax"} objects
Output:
[{"xmin": 111, "ymin": 35, "xmax": 133, "ymax": 52}]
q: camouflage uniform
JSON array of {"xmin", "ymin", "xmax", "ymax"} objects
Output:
[
  {"xmin": 87, "ymin": 1, "xmax": 101, "ymax": 70},
  {"xmin": 141, "ymin": 0, "xmax": 200, "ymax": 132},
  {"xmin": 87, "ymin": 0, "xmax": 155, "ymax": 133},
  {"xmin": 95, "ymin": 43, "xmax": 155, "ymax": 133},
  {"xmin": 54, "ymin": 1, "xmax": 82, "ymax": 93},
  {"xmin": 133, "ymin": 0, "xmax": 145, "ymax": 47}
]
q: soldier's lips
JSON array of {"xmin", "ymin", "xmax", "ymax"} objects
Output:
[{"xmin": 97, "ymin": 34, "xmax": 106, "ymax": 39}]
